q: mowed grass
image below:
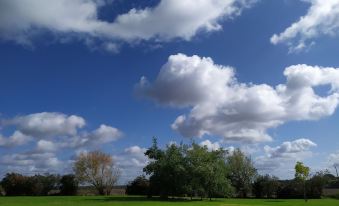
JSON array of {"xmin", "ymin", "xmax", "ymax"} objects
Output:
[{"xmin": 0, "ymin": 196, "xmax": 338, "ymax": 206}]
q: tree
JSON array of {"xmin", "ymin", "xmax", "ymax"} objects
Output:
[
  {"xmin": 29, "ymin": 174, "xmax": 60, "ymax": 196},
  {"xmin": 59, "ymin": 174, "xmax": 78, "ymax": 195},
  {"xmin": 126, "ymin": 175, "xmax": 150, "ymax": 195},
  {"xmin": 144, "ymin": 138, "xmax": 234, "ymax": 200},
  {"xmin": 295, "ymin": 161, "xmax": 310, "ymax": 202},
  {"xmin": 227, "ymin": 149, "xmax": 257, "ymax": 197},
  {"xmin": 144, "ymin": 139, "xmax": 188, "ymax": 198},
  {"xmin": 74, "ymin": 151, "xmax": 120, "ymax": 195},
  {"xmin": 253, "ymin": 174, "xmax": 279, "ymax": 198},
  {"xmin": 0, "ymin": 173, "xmax": 28, "ymax": 196},
  {"xmin": 0, "ymin": 185, "xmax": 4, "ymax": 196}
]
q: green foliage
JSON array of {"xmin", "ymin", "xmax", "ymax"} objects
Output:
[
  {"xmin": 294, "ymin": 161, "xmax": 310, "ymax": 202},
  {"xmin": 295, "ymin": 162, "xmax": 310, "ymax": 182},
  {"xmin": 226, "ymin": 149, "xmax": 257, "ymax": 197},
  {"xmin": 144, "ymin": 139, "xmax": 234, "ymax": 199}
]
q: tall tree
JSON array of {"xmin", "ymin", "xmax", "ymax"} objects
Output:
[
  {"xmin": 295, "ymin": 161, "xmax": 310, "ymax": 202},
  {"xmin": 226, "ymin": 149, "xmax": 257, "ymax": 197},
  {"xmin": 74, "ymin": 151, "xmax": 120, "ymax": 195},
  {"xmin": 144, "ymin": 139, "xmax": 188, "ymax": 198}
]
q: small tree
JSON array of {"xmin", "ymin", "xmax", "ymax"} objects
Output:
[
  {"xmin": 74, "ymin": 151, "xmax": 120, "ymax": 195},
  {"xmin": 295, "ymin": 161, "xmax": 310, "ymax": 202}
]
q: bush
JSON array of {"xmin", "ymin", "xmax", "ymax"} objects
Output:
[
  {"xmin": 0, "ymin": 185, "xmax": 4, "ymax": 196},
  {"xmin": 126, "ymin": 175, "xmax": 150, "ymax": 196},
  {"xmin": 277, "ymin": 180, "xmax": 303, "ymax": 199},
  {"xmin": 59, "ymin": 174, "xmax": 78, "ymax": 196}
]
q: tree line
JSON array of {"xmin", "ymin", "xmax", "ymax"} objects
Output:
[
  {"xmin": 0, "ymin": 173, "xmax": 78, "ymax": 196},
  {"xmin": 126, "ymin": 138, "xmax": 339, "ymax": 200},
  {"xmin": 1, "ymin": 138, "xmax": 338, "ymax": 199}
]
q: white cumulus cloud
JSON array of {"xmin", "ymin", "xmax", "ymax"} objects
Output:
[
  {"xmin": 137, "ymin": 53, "xmax": 339, "ymax": 143},
  {"xmin": 199, "ymin": 140, "xmax": 221, "ymax": 151},
  {"xmin": 255, "ymin": 138, "xmax": 317, "ymax": 177},
  {"xmin": 114, "ymin": 145, "xmax": 149, "ymax": 183},
  {"xmin": 0, "ymin": 0, "xmax": 256, "ymax": 49},
  {"xmin": 7, "ymin": 112, "xmax": 85, "ymax": 138},
  {"xmin": 0, "ymin": 131, "xmax": 31, "ymax": 148},
  {"xmin": 271, "ymin": 0, "xmax": 339, "ymax": 52}
]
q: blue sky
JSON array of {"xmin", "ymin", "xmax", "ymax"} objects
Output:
[{"xmin": 1, "ymin": 0, "xmax": 339, "ymax": 183}]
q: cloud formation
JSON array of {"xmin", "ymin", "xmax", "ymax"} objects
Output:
[
  {"xmin": 0, "ymin": 112, "xmax": 122, "ymax": 175},
  {"xmin": 271, "ymin": 0, "xmax": 339, "ymax": 52},
  {"xmin": 255, "ymin": 138, "xmax": 317, "ymax": 177},
  {"xmin": 329, "ymin": 151, "xmax": 339, "ymax": 167},
  {"xmin": 7, "ymin": 112, "xmax": 85, "ymax": 138},
  {"xmin": 137, "ymin": 53, "xmax": 339, "ymax": 143},
  {"xmin": 199, "ymin": 140, "xmax": 221, "ymax": 151},
  {"xmin": 114, "ymin": 146, "xmax": 149, "ymax": 183},
  {"xmin": 0, "ymin": 0, "xmax": 256, "ymax": 50},
  {"xmin": 263, "ymin": 138, "xmax": 317, "ymax": 158},
  {"xmin": 0, "ymin": 131, "xmax": 31, "ymax": 148},
  {"xmin": 0, "ymin": 152, "xmax": 65, "ymax": 175}
]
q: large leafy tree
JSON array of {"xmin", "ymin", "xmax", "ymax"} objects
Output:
[
  {"xmin": 144, "ymin": 138, "xmax": 233, "ymax": 199},
  {"xmin": 227, "ymin": 149, "xmax": 257, "ymax": 197}
]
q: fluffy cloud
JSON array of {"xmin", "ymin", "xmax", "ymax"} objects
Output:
[
  {"xmin": 329, "ymin": 151, "xmax": 339, "ymax": 167},
  {"xmin": 0, "ymin": 112, "xmax": 122, "ymax": 175},
  {"xmin": 255, "ymin": 138, "xmax": 317, "ymax": 177},
  {"xmin": 0, "ymin": 131, "xmax": 31, "ymax": 147},
  {"xmin": 137, "ymin": 54, "xmax": 339, "ymax": 143},
  {"xmin": 271, "ymin": 0, "xmax": 339, "ymax": 52},
  {"xmin": 0, "ymin": 152, "xmax": 65, "ymax": 174},
  {"xmin": 263, "ymin": 138, "xmax": 317, "ymax": 158},
  {"xmin": 0, "ymin": 0, "xmax": 256, "ymax": 48},
  {"xmin": 8, "ymin": 112, "xmax": 85, "ymax": 138},
  {"xmin": 114, "ymin": 146, "xmax": 149, "ymax": 183},
  {"xmin": 36, "ymin": 140, "xmax": 58, "ymax": 153},
  {"xmin": 64, "ymin": 124, "xmax": 122, "ymax": 149},
  {"xmin": 199, "ymin": 140, "xmax": 221, "ymax": 151},
  {"xmin": 88, "ymin": 124, "xmax": 122, "ymax": 144}
]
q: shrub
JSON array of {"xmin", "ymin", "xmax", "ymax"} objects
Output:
[
  {"xmin": 59, "ymin": 174, "xmax": 78, "ymax": 196},
  {"xmin": 126, "ymin": 175, "xmax": 150, "ymax": 196}
]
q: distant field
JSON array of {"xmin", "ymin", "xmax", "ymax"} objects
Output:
[{"xmin": 0, "ymin": 196, "xmax": 339, "ymax": 206}]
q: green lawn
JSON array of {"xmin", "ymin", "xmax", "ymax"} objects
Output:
[{"xmin": 0, "ymin": 196, "xmax": 338, "ymax": 206}]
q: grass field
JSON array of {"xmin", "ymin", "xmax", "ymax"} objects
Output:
[{"xmin": 0, "ymin": 196, "xmax": 338, "ymax": 206}]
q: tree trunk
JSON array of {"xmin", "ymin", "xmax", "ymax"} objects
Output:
[{"xmin": 303, "ymin": 181, "xmax": 307, "ymax": 202}]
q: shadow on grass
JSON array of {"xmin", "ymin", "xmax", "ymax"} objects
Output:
[{"xmin": 86, "ymin": 196, "xmax": 223, "ymax": 202}]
